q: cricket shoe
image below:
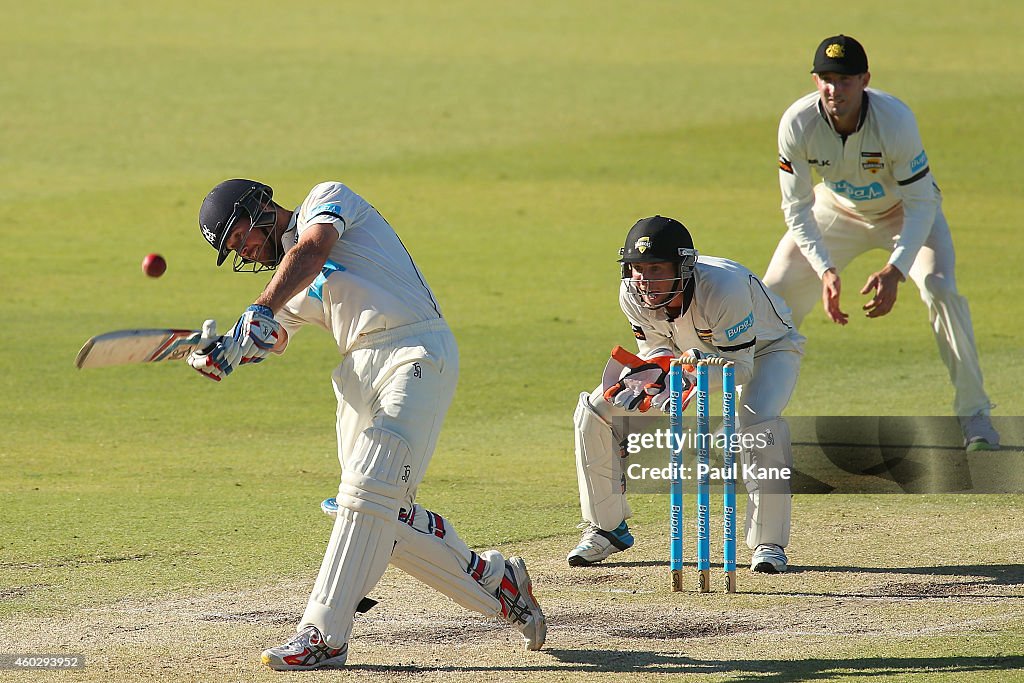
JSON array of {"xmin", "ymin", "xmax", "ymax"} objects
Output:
[
  {"xmin": 750, "ymin": 544, "xmax": 788, "ymax": 574},
  {"xmin": 260, "ymin": 625, "xmax": 348, "ymax": 671},
  {"xmin": 321, "ymin": 496, "xmax": 339, "ymax": 519},
  {"xmin": 960, "ymin": 411, "xmax": 1000, "ymax": 452},
  {"xmin": 497, "ymin": 557, "xmax": 547, "ymax": 651},
  {"xmin": 566, "ymin": 521, "xmax": 634, "ymax": 567}
]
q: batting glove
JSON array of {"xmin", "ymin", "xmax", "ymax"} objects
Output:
[
  {"xmin": 230, "ymin": 304, "xmax": 281, "ymax": 364},
  {"xmin": 187, "ymin": 336, "xmax": 241, "ymax": 382}
]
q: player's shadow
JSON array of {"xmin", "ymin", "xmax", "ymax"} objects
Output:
[
  {"xmin": 545, "ymin": 651, "xmax": 1024, "ymax": 680},
  {"xmin": 785, "ymin": 562, "xmax": 1021, "ymax": 582},
  {"xmin": 764, "ymin": 562, "xmax": 1024, "ymax": 599},
  {"xmin": 350, "ymin": 652, "xmax": 1024, "ymax": 680}
]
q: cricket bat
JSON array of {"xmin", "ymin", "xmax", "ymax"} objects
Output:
[{"xmin": 75, "ymin": 320, "xmax": 217, "ymax": 369}]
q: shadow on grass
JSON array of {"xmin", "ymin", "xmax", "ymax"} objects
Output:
[
  {"xmin": 756, "ymin": 562, "xmax": 1024, "ymax": 599},
  {"xmin": 581, "ymin": 561, "xmax": 1023, "ymax": 586},
  {"xmin": 350, "ymin": 651, "xmax": 1024, "ymax": 680},
  {"xmin": 788, "ymin": 563, "xmax": 1023, "ymax": 582}
]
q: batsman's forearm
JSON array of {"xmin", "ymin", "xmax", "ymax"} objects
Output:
[{"xmin": 255, "ymin": 246, "xmax": 326, "ymax": 313}]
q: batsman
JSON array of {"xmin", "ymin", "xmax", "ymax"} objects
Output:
[
  {"xmin": 569, "ymin": 216, "xmax": 806, "ymax": 573},
  {"xmin": 189, "ymin": 179, "xmax": 545, "ymax": 671}
]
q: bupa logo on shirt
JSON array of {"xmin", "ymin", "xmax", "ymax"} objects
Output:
[
  {"xmin": 827, "ymin": 179, "xmax": 886, "ymax": 201},
  {"xmin": 911, "ymin": 151, "xmax": 928, "ymax": 174},
  {"xmin": 725, "ymin": 312, "xmax": 754, "ymax": 341},
  {"xmin": 307, "ymin": 259, "xmax": 347, "ymax": 302},
  {"xmin": 310, "ymin": 203, "xmax": 345, "ymax": 220}
]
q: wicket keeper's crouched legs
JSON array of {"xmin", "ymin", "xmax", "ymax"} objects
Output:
[
  {"xmin": 569, "ymin": 348, "xmax": 801, "ymax": 573},
  {"xmin": 569, "ymin": 386, "xmax": 637, "ymax": 567},
  {"xmin": 734, "ymin": 349, "xmax": 801, "ymax": 573}
]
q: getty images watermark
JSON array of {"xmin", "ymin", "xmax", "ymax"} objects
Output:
[
  {"xmin": 623, "ymin": 428, "xmax": 791, "ymax": 483},
  {"xmin": 613, "ymin": 415, "xmax": 1023, "ymax": 494}
]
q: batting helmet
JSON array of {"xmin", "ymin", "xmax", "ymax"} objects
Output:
[
  {"xmin": 199, "ymin": 179, "xmax": 277, "ymax": 268},
  {"xmin": 619, "ymin": 216, "xmax": 699, "ymax": 310}
]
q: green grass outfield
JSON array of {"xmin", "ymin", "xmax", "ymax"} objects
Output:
[{"xmin": 2, "ymin": 1, "xmax": 1022, "ymax": 681}]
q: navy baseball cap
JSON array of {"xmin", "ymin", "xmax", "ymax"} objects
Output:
[{"xmin": 811, "ymin": 35, "xmax": 869, "ymax": 75}]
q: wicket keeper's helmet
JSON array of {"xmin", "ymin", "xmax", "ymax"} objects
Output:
[
  {"xmin": 619, "ymin": 216, "xmax": 699, "ymax": 309},
  {"xmin": 199, "ymin": 179, "xmax": 277, "ymax": 268}
]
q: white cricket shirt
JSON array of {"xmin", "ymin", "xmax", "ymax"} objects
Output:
[
  {"xmin": 275, "ymin": 182, "xmax": 443, "ymax": 353},
  {"xmin": 620, "ymin": 256, "xmax": 804, "ymax": 386},
  {"xmin": 778, "ymin": 88, "xmax": 940, "ymax": 276}
]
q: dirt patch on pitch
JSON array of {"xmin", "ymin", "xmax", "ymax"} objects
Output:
[
  {"xmin": 197, "ymin": 609, "xmax": 296, "ymax": 625},
  {"xmin": 1, "ymin": 542, "xmax": 1022, "ymax": 682}
]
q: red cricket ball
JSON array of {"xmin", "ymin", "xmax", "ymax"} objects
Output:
[{"xmin": 142, "ymin": 253, "xmax": 167, "ymax": 278}]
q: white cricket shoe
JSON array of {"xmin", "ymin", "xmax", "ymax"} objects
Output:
[
  {"xmin": 566, "ymin": 521, "xmax": 634, "ymax": 567},
  {"xmin": 960, "ymin": 411, "xmax": 1000, "ymax": 452},
  {"xmin": 261, "ymin": 625, "xmax": 348, "ymax": 671},
  {"xmin": 751, "ymin": 544, "xmax": 788, "ymax": 574},
  {"xmin": 321, "ymin": 497, "xmax": 339, "ymax": 519},
  {"xmin": 498, "ymin": 557, "xmax": 547, "ymax": 651}
]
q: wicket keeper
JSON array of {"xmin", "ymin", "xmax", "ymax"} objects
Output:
[{"xmin": 569, "ymin": 216, "xmax": 805, "ymax": 573}]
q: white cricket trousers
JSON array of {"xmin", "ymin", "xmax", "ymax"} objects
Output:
[
  {"xmin": 763, "ymin": 184, "xmax": 990, "ymax": 416},
  {"xmin": 301, "ymin": 319, "xmax": 508, "ymax": 647}
]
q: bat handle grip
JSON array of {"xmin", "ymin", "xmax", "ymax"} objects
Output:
[{"xmin": 199, "ymin": 319, "xmax": 218, "ymax": 352}]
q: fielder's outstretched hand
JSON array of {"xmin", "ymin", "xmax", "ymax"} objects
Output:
[
  {"xmin": 821, "ymin": 268, "xmax": 848, "ymax": 325},
  {"xmin": 861, "ymin": 264, "xmax": 904, "ymax": 318}
]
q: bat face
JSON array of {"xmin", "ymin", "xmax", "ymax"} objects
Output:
[{"xmin": 75, "ymin": 329, "xmax": 203, "ymax": 369}]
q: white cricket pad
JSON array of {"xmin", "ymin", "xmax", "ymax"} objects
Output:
[
  {"xmin": 301, "ymin": 427, "xmax": 413, "ymax": 647},
  {"xmin": 574, "ymin": 390, "xmax": 632, "ymax": 531},
  {"xmin": 390, "ymin": 505, "xmax": 505, "ymax": 617},
  {"xmin": 738, "ymin": 417, "xmax": 792, "ymax": 549}
]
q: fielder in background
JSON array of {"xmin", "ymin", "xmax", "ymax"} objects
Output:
[
  {"xmin": 763, "ymin": 34, "xmax": 999, "ymax": 451},
  {"xmin": 189, "ymin": 179, "xmax": 545, "ymax": 671},
  {"xmin": 569, "ymin": 216, "xmax": 805, "ymax": 573}
]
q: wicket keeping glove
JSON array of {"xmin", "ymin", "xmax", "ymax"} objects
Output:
[
  {"xmin": 648, "ymin": 370, "xmax": 696, "ymax": 413},
  {"xmin": 230, "ymin": 304, "xmax": 281, "ymax": 365},
  {"xmin": 603, "ymin": 350, "xmax": 675, "ymax": 413},
  {"xmin": 650, "ymin": 348, "xmax": 706, "ymax": 412}
]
